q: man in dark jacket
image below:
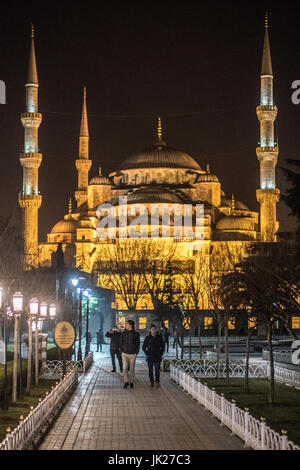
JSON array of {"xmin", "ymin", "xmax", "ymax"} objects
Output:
[
  {"xmin": 143, "ymin": 324, "xmax": 164, "ymax": 388},
  {"xmin": 120, "ymin": 320, "xmax": 140, "ymax": 389},
  {"xmin": 105, "ymin": 326, "xmax": 123, "ymax": 373}
]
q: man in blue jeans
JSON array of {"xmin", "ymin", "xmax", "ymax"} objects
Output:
[{"xmin": 142, "ymin": 324, "xmax": 164, "ymax": 389}]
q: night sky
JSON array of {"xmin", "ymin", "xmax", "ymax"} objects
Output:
[{"xmin": 0, "ymin": 1, "xmax": 299, "ymax": 239}]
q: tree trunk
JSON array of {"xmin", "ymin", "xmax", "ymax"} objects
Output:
[
  {"xmin": 217, "ymin": 322, "xmax": 221, "ymax": 379},
  {"xmin": 225, "ymin": 325, "xmax": 229, "ymax": 385},
  {"xmin": 268, "ymin": 323, "xmax": 275, "ymax": 407},
  {"xmin": 197, "ymin": 320, "xmax": 202, "ymax": 360},
  {"xmin": 180, "ymin": 330, "xmax": 184, "ymax": 360},
  {"xmin": 26, "ymin": 318, "xmax": 32, "ymax": 393},
  {"xmin": 286, "ymin": 325, "xmax": 298, "ymax": 341}
]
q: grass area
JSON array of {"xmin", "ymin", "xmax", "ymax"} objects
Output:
[
  {"xmin": 204, "ymin": 378, "xmax": 300, "ymax": 446},
  {"xmin": 0, "ymin": 379, "xmax": 57, "ymax": 442}
]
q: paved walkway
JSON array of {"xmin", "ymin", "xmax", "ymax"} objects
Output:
[{"xmin": 39, "ymin": 353, "xmax": 245, "ymax": 450}]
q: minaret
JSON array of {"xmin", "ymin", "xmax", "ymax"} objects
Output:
[
  {"xmin": 256, "ymin": 15, "xmax": 280, "ymax": 242},
  {"xmin": 75, "ymin": 86, "xmax": 92, "ymax": 207},
  {"xmin": 19, "ymin": 25, "xmax": 42, "ymax": 268}
]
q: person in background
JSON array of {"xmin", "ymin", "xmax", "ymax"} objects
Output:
[
  {"xmin": 120, "ymin": 320, "xmax": 140, "ymax": 389},
  {"xmin": 172, "ymin": 327, "xmax": 181, "ymax": 348},
  {"xmin": 87, "ymin": 331, "xmax": 92, "ymax": 353},
  {"xmin": 96, "ymin": 328, "xmax": 104, "ymax": 352},
  {"xmin": 143, "ymin": 324, "xmax": 164, "ymax": 388},
  {"xmin": 161, "ymin": 325, "xmax": 170, "ymax": 353},
  {"xmin": 105, "ymin": 325, "xmax": 123, "ymax": 373}
]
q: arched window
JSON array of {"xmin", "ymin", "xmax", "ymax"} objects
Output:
[{"xmin": 157, "ymin": 172, "xmax": 162, "ymax": 183}]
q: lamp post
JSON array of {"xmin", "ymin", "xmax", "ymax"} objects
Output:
[
  {"xmin": 0, "ymin": 287, "xmax": 11, "ymax": 410},
  {"xmin": 12, "ymin": 292, "xmax": 23, "ymax": 404},
  {"xmin": 27, "ymin": 298, "xmax": 39, "ymax": 393},
  {"xmin": 72, "ymin": 277, "xmax": 86, "ymax": 361},
  {"xmin": 84, "ymin": 290, "xmax": 91, "ymax": 358},
  {"xmin": 33, "ymin": 302, "xmax": 47, "ymax": 386},
  {"xmin": 77, "ymin": 288, "xmax": 83, "ymax": 361}
]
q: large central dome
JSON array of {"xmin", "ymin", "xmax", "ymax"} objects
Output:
[{"xmin": 119, "ymin": 139, "xmax": 201, "ymax": 171}]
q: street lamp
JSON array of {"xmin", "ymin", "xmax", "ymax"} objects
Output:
[
  {"xmin": 26, "ymin": 298, "xmax": 39, "ymax": 393},
  {"xmin": 84, "ymin": 289, "xmax": 91, "ymax": 358},
  {"xmin": 33, "ymin": 302, "xmax": 47, "ymax": 386},
  {"xmin": 49, "ymin": 304, "xmax": 56, "ymax": 320},
  {"xmin": 71, "ymin": 276, "xmax": 86, "ymax": 361},
  {"xmin": 12, "ymin": 292, "xmax": 23, "ymax": 403}
]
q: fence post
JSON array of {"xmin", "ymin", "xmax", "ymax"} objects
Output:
[
  {"xmin": 260, "ymin": 418, "xmax": 266, "ymax": 450},
  {"xmin": 244, "ymin": 408, "xmax": 249, "ymax": 448},
  {"xmin": 204, "ymin": 383, "xmax": 208, "ymax": 410},
  {"xmin": 220, "ymin": 394, "xmax": 225, "ymax": 426},
  {"xmin": 281, "ymin": 430, "xmax": 288, "ymax": 451},
  {"xmin": 231, "ymin": 400, "xmax": 236, "ymax": 435},
  {"xmin": 211, "ymin": 388, "xmax": 216, "ymax": 416}
]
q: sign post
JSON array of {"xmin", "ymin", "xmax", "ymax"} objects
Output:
[{"xmin": 54, "ymin": 321, "xmax": 76, "ymax": 377}]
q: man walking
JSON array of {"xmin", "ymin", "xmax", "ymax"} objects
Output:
[
  {"xmin": 120, "ymin": 320, "xmax": 140, "ymax": 389},
  {"xmin": 105, "ymin": 325, "xmax": 123, "ymax": 373},
  {"xmin": 143, "ymin": 324, "xmax": 164, "ymax": 388}
]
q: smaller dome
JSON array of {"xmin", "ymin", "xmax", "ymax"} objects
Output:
[
  {"xmin": 216, "ymin": 216, "xmax": 255, "ymax": 231},
  {"xmin": 221, "ymin": 196, "xmax": 249, "ymax": 211},
  {"xmin": 125, "ymin": 188, "xmax": 184, "ymax": 205},
  {"xmin": 196, "ymin": 165, "xmax": 219, "ymax": 183},
  {"xmin": 89, "ymin": 167, "xmax": 111, "ymax": 186},
  {"xmin": 51, "ymin": 219, "xmax": 77, "ymax": 234}
]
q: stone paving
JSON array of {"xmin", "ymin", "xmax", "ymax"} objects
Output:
[{"xmin": 39, "ymin": 352, "xmax": 245, "ymax": 450}]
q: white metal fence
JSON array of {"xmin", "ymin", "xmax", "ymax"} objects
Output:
[
  {"xmin": 170, "ymin": 365, "xmax": 300, "ymax": 451},
  {"xmin": 0, "ymin": 368, "xmax": 78, "ymax": 451},
  {"xmin": 166, "ymin": 359, "xmax": 300, "ymax": 389},
  {"xmin": 39, "ymin": 352, "xmax": 94, "ymax": 379}
]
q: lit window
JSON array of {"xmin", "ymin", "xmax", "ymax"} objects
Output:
[
  {"xmin": 182, "ymin": 317, "xmax": 191, "ymax": 330},
  {"xmin": 248, "ymin": 319, "xmax": 257, "ymax": 329},
  {"xmin": 164, "ymin": 320, "xmax": 169, "ymax": 328},
  {"xmin": 292, "ymin": 317, "xmax": 300, "ymax": 329},
  {"xmin": 228, "ymin": 318, "xmax": 235, "ymax": 330},
  {"xmin": 204, "ymin": 317, "xmax": 213, "ymax": 330},
  {"xmin": 139, "ymin": 317, "xmax": 147, "ymax": 329},
  {"xmin": 118, "ymin": 317, "xmax": 126, "ymax": 329}
]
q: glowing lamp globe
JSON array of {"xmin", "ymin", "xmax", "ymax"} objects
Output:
[
  {"xmin": 49, "ymin": 304, "xmax": 56, "ymax": 320},
  {"xmin": 29, "ymin": 298, "xmax": 39, "ymax": 316},
  {"xmin": 13, "ymin": 292, "xmax": 23, "ymax": 313},
  {"xmin": 40, "ymin": 302, "xmax": 47, "ymax": 319}
]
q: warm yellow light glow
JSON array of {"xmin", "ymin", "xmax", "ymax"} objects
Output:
[
  {"xmin": 228, "ymin": 317, "xmax": 235, "ymax": 330},
  {"xmin": 292, "ymin": 317, "xmax": 300, "ymax": 329},
  {"xmin": 248, "ymin": 319, "xmax": 257, "ymax": 329},
  {"xmin": 139, "ymin": 317, "xmax": 147, "ymax": 329},
  {"xmin": 204, "ymin": 317, "xmax": 213, "ymax": 330},
  {"xmin": 164, "ymin": 320, "xmax": 169, "ymax": 328}
]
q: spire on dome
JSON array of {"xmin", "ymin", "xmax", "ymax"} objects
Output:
[
  {"xmin": 99, "ymin": 167, "xmax": 102, "ymax": 176},
  {"xmin": 68, "ymin": 198, "xmax": 72, "ymax": 218},
  {"xmin": 157, "ymin": 116, "xmax": 162, "ymax": 140},
  {"xmin": 207, "ymin": 164, "xmax": 210, "ymax": 174},
  {"xmin": 80, "ymin": 86, "xmax": 89, "ymax": 138},
  {"xmin": 154, "ymin": 116, "xmax": 166, "ymax": 147},
  {"xmin": 231, "ymin": 194, "xmax": 236, "ymax": 216},
  {"xmin": 27, "ymin": 23, "xmax": 38, "ymax": 85},
  {"xmin": 261, "ymin": 13, "xmax": 273, "ymax": 77}
]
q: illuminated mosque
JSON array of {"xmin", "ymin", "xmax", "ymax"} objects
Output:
[{"xmin": 18, "ymin": 19, "xmax": 280, "ymax": 323}]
